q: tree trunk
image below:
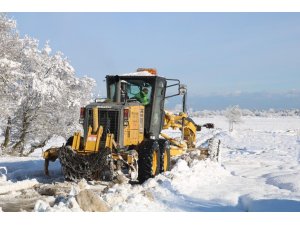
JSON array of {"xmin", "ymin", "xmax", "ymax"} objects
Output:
[
  {"xmin": 13, "ymin": 112, "xmax": 29, "ymax": 156},
  {"xmin": 2, "ymin": 117, "xmax": 11, "ymax": 148},
  {"xmin": 13, "ymin": 132, "xmax": 26, "ymax": 156}
]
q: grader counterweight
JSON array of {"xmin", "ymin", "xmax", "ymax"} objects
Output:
[{"xmin": 43, "ymin": 68, "xmax": 220, "ymax": 183}]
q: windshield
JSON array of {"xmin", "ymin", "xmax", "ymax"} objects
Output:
[{"xmin": 107, "ymin": 77, "xmax": 153, "ymax": 105}]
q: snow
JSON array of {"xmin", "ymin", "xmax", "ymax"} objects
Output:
[
  {"xmin": 0, "ymin": 58, "xmax": 21, "ymax": 68},
  {"xmin": 29, "ymin": 135, "xmax": 66, "ymax": 157},
  {"xmin": 0, "ymin": 115, "xmax": 300, "ymax": 212},
  {"xmin": 0, "ymin": 178, "xmax": 38, "ymax": 194},
  {"xmin": 121, "ymin": 71, "xmax": 154, "ymax": 76}
]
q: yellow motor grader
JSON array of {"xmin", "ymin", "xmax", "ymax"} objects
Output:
[{"xmin": 43, "ymin": 68, "xmax": 219, "ymax": 183}]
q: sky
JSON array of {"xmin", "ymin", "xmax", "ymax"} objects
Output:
[{"xmin": 9, "ymin": 13, "xmax": 300, "ymax": 110}]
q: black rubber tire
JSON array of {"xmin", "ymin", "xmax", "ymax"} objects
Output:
[
  {"xmin": 60, "ymin": 137, "xmax": 113, "ymax": 181},
  {"xmin": 158, "ymin": 139, "xmax": 171, "ymax": 173},
  {"xmin": 99, "ymin": 148, "xmax": 114, "ymax": 181},
  {"xmin": 138, "ymin": 139, "xmax": 160, "ymax": 184}
]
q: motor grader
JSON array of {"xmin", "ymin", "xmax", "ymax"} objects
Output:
[{"xmin": 43, "ymin": 68, "xmax": 219, "ymax": 183}]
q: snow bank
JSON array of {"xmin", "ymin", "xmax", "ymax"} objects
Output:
[
  {"xmin": 0, "ymin": 179, "xmax": 38, "ymax": 194},
  {"xmin": 1, "ymin": 116, "xmax": 300, "ymax": 212},
  {"xmin": 29, "ymin": 135, "xmax": 65, "ymax": 157},
  {"xmin": 239, "ymin": 195, "xmax": 300, "ymax": 212}
]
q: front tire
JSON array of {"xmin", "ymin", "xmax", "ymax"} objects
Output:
[{"xmin": 138, "ymin": 139, "xmax": 160, "ymax": 184}]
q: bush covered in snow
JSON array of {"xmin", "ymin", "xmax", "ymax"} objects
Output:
[{"xmin": 224, "ymin": 105, "xmax": 243, "ymax": 132}]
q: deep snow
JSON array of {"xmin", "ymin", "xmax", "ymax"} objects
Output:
[{"xmin": 0, "ymin": 116, "xmax": 300, "ymax": 212}]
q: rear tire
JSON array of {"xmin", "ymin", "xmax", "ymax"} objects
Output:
[
  {"xmin": 158, "ymin": 139, "xmax": 171, "ymax": 173},
  {"xmin": 138, "ymin": 139, "xmax": 160, "ymax": 184}
]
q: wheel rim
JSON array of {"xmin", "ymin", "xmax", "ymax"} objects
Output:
[
  {"xmin": 151, "ymin": 150, "xmax": 158, "ymax": 175},
  {"xmin": 163, "ymin": 149, "xmax": 168, "ymax": 171}
]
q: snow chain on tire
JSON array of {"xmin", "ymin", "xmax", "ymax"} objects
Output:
[
  {"xmin": 58, "ymin": 145, "xmax": 114, "ymax": 182},
  {"xmin": 138, "ymin": 139, "xmax": 160, "ymax": 184},
  {"xmin": 158, "ymin": 139, "xmax": 171, "ymax": 173}
]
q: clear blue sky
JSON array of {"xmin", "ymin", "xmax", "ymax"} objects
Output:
[{"xmin": 9, "ymin": 13, "xmax": 300, "ymax": 109}]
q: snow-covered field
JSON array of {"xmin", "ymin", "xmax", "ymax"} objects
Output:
[{"xmin": 0, "ymin": 116, "xmax": 300, "ymax": 212}]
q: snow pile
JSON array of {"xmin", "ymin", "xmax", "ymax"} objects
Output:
[
  {"xmin": 29, "ymin": 135, "xmax": 66, "ymax": 157},
  {"xmin": 104, "ymin": 182, "xmax": 165, "ymax": 212},
  {"xmin": 34, "ymin": 196, "xmax": 82, "ymax": 212},
  {"xmin": 0, "ymin": 167, "xmax": 7, "ymax": 182},
  {"xmin": 33, "ymin": 183, "xmax": 84, "ymax": 212},
  {"xmin": 0, "ymin": 179, "xmax": 38, "ymax": 195},
  {"xmin": 100, "ymin": 157, "xmax": 234, "ymax": 212},
  {"xmin": 34, "ymin": 197, "xmax": 82, "ymax": 212}
]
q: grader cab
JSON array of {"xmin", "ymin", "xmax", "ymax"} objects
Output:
[{"xmin": 43, "ymin": 68, "xmax": 219, "ymax": 183}]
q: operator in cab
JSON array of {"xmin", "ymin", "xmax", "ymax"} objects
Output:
[{"xmin": 134, "ymin": 87, "xmax": 149, "ymax": 105}]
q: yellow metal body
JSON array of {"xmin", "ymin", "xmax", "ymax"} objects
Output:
[
  {"xmin": 71, "ymin": 105, "xmax": 145, "ymax": 154},
  {"xmin": 42, "ymin": 148, "xmax": 58, "ymax": 160},
  {"xmin": 127, "ymin": 154, "xmax": 134, "ymax": 164},
  {"xmin": 105, "ymin": 133, "xmax": 117, "ymax": 149},
  {"xmin": 42, "ymin": 147, "xmax": 59, "ymax": 176},
  {"xmin": 71, "ymin": 107, "xmax": 104, "ymax": 153},
  {"xmin": 123, "ymin": 105, "xmax": 144, "ymax": 146},
  {"xmin": 72, "ymin": 132, "xmax": 81, "ymax": 150},
  {"xmin": 162, "ymin": 111, "xmax": 198, "ymax": 150},
  {"xmin": 163, "ymin": 149, "xmax": 169, "ymax": 171},
  {"xmin": 151, "ymin": 150, "xmax": 158, "ymax": 176},
  {"xmin": 160, "ymin": 133, "xmax": 187, "ymax": 150},
  {"xmin": 164, "ymin": 112, "xmax": 186, "ymax": 130},
  {"xmin": 169, "ymin": 146, "xmax": 186, "ymax": 156},
  {"xmin": 84, "ymin": 125, "xmax": 103, "ymax": 152},
  {"xmin": 43, "ymin": 105, "xmax": 200, "ymax": 177},
  {"xmin": 92, "ymin": 107, "xmax": 99, "ymax": 133},
  {"xmin": 182, "ymin": 119, "xmax": 197, "ymax": 148}
]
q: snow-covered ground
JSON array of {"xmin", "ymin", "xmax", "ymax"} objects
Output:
[{"xmin": 0, "ymin": 116, "xmax": 300, "ymax": 212}]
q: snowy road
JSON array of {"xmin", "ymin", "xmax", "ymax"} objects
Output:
[{"xmin": 0, "ymin": 116, "xmax": 300, "ymax": 212}]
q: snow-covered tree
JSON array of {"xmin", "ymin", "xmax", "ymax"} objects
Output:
[
  {"xmin": 224, "ymin": 105, "xmax": 243, "ymax": 132},
  {"xmin": 0, "ymin": 14, "xmax": 96, "ymax": 155},
  {"xmin": 0, "ymin": 13, "xmax": 24, "ymax": 149}
]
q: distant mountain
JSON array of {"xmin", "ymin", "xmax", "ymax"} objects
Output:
[{"xmin": 165, "ymin": 91, "xmax": 300, "ymax": 111}]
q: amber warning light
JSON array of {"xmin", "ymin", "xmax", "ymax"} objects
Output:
[{"xmin": 136, "ymin": 68, "xmax": 157, "ymax": 75}]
